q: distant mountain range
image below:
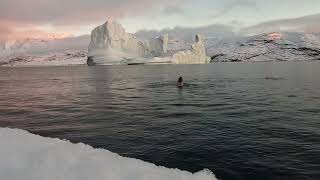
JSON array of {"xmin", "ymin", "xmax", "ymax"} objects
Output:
[
  {"xmin": 206, "ymin": 32, "xmax": 320, "ymax": 62},
  {"xmin": 1, "ymin": 13, "xmax": 320, "ymax": 66},
  {"xmin": 0, "ymin": 35, "xmax": 90, "ymax": 56},
  {"xmin": 0, "ymin": 35, "xmax": 90, "ymax": 66}
]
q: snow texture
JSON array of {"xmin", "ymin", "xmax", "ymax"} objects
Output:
[
  {"xmin": 0, "ymin": 128, "xmax": 217, "ymax": 180},
  {"xmin": 172, "ymin": 34, "xmax": 209, "ymax": 64},
  {"xmin": 88, "ymin": 20, "xmax": 210, "ymax": 65},
  {"xmin": 0, "ymin": 35, "xmax": 90, "ymax": 66},
  {"xmin": 206, "ymin": 32, "xmax": 320, "ymax": 62},
  {"xmin": 88, "ymin": 20, "xmax": 168, "ymax": 59},
  {"xmin": 0, "ymin": 50, "xmax": 87, "ymax": 67},
  {"xmin": 0, "ymin": 35, "xmax": 90, "ymax": 56}
]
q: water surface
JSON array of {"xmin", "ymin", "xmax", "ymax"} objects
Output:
[{"xmin": 0, "ymin": 62, "xmax": 320, "ymax": 180}]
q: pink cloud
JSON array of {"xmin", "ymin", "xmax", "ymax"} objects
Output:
[
  {"xmin": 0, "ymin": 0, "xmax": 181, "ymax": 25},
  {"xmin": 0, "ymin": 20, "xmax": 72, "ymax": 40},
  {"xmin": 0, "ymin": 0, "xmax": 181, "ymax": 40}
]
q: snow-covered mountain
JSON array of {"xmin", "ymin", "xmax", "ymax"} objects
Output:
[
  {"xmin": 0, "ymin": 50, "xmax": 87, "ymax": 67},
  {"xmin": 206, "ymin": 32, "xmax": 320, "ymax": 62},
  {"xmin": 0, "ymin": 39, "xmax": 48, "ymax": 56},
  {"xmin": 0, "ymin": 35, "xmax": 90, "ymax": 55},
  {"xmin": 0, "ymin": 35, "xmax": 90, "ymax": 66},
  {"xmin": 1, "ymin": 29, "xmax": 320, "ymax": 66},
  {"xmin": 133, "ymin": 14, "xmax": 320, "ymax": 63}
]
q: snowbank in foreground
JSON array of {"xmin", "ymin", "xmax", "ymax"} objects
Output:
[{"xmin": 0, "ymin": 128, "xmax": 217, "ymax": 180}]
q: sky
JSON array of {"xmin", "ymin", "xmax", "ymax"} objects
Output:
[{"xmin": 1, "ymin": 0, "xmax": 320, "ymax": 40}]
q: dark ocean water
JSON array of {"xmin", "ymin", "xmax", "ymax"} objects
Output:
[{"xmin": 0, "ymin": 62, "xmax": 320, "ymax": 180}]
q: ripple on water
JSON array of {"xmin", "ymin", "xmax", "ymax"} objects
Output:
[{"xmin": 1, "ymin": 63, "xmax": 320, "ymax": 180}]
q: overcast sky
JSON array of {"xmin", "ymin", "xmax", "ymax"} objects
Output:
[{"xmin": 1, "ymin": 0, "xmax": 320, "ymax": 39}]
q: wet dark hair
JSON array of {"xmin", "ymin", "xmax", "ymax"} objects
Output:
[{"xmin": 178, "ymin": 77, "xmax": 183, "ymax": 83}]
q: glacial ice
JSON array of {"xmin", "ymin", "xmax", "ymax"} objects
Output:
[
  {"xmin": 0, "ymin": 128, "xmax": 217, "ymax": 180},
  {"xmin": 88, "ymin": 20, "xmax": 168, "ymax": 64},
  {"xmin": 172, "ymin": 34, "xmax": 210, "ymax": 64},
  {"xmin": 88, "ymin": 20, "xmax": 210, "ymax": 65}
]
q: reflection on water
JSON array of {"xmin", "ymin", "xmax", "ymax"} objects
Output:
[{"xmin": 0, "ymin": 62, "xmax": 320, "ymax": 180}]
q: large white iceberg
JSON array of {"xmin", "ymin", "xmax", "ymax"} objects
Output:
[
  {"xmin": 89, "ymin": 21, "xmax": 152, "ymax": 58},
  {"xmin": 88, "ymin": 20, "xmax": 209, "ymax": 65},
  {"xmin": 0, "ymin": 128, "xmax": 217, "ymax": 180},
  {"xmin": 88, "ymin": 20, "xmax": 168, "ymax": 65},
  {"xmin": 172, "ymin": 34, "xmax": 209, "ymax": 64}
]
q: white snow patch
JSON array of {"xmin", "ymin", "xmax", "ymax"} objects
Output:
[
  {"xmin": 0, "ymin": 128, "xmax": 217, "ymax": 180},
  {"xmin": 0, "ymin": 50, "xmax": 87, "ymax": 67}
]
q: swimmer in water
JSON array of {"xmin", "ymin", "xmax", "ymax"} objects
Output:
[{"xmin": 177, "ymin": 76, "xmax": 184, "ymax": 88}]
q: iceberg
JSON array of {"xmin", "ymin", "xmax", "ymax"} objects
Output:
[
  {"xmin": 149, "ymin": 34, "xmax": 169, "ymax": 57},
  {"xmin": 88, "ymin": 20, "xmax": 210, "ymax": 65},
  {"xmin": 88, "ymin": 20, "xmax": 168, "ymax": 65},
  {"xmin": 88, "ymin": 21, "xmax": 151, "ymax": 58},
  {"xmin": 0, "ymin": 128, "xmax": 217, "ymax": 180},
  {"xmin": 172, "ymin": 34, "xmax": 210, "ymax": 64}
]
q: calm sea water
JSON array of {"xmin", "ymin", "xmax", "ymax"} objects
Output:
[{"xmin": 0, "ymin": 62, "xmax": 320, "ymax": 180}]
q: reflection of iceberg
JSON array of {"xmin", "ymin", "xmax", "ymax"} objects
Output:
[
  {"xmin": 88, "ymin": 20, "xmax": 210, "ymax": 65},
  {"xmin": 0, "ymin": 128, "xmax": 217, "ymax": 180}
]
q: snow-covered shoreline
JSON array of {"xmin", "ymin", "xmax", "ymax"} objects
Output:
[
  {"xmin": 1, "ymin": 31, "xmax": 320, "ymax": 66},
  {"xmin": 0, "ymin": 128, "xmax": 217, "ymax": 180},
  {"xmin": 0, "ymin": 50, "xmax": 87, "ymax": 67}
]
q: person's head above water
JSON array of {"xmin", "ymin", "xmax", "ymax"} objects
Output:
[{"xmin": 177, "ymin": 76, "xmax": 184, "ymax": 87}]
